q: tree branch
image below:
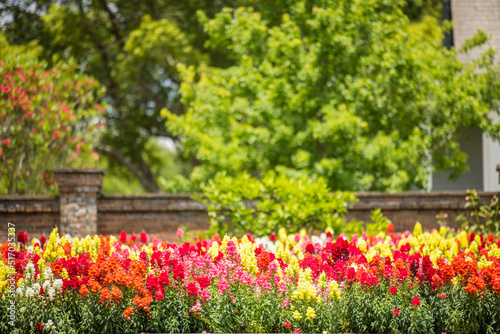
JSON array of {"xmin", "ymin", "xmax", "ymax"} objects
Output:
[
  {"xmin": 95, "ymin": 146, "xmax": 163, "ymax": 193},
  {"xmin": 96, "ymin": 0, "xmax": 125, "ymax": 47}
]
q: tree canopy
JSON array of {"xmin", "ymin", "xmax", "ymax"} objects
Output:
[
  {"xmin": 166, "ymin": 0, "xmax": 500, "ymax": 191},
  {"xmin": 1, "ymin": 0, "xmax": 453, "ymax": 193}
]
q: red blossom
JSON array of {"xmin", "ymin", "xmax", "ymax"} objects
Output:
[
  {"xmin": 187, "ymin": 282, "xmax": 200, "ymax": 297},
  {"xmin": 387, "ymin": 223, "xmax": 394, "ymax": 234},
  {"xmin": 18, "ymin": 231, "xmax": 27, "ymax": 243},
  {"xmin": 119, "ymin": 231, "xmax": 127, "ymax": 243},
  {"xmin": 305, "ymin": 243, "xmax": 315, "ymax": 253},
  {"xmin": 140, "ymin": 231, "xmax": 149, "ymax": 244},
  {"xmin": 196, "ymin": 276, "xmax": 211, "ymax": 289},
  {"xmin": 257, "ymin": 251, "xmax": 274, "ymax": 272}
]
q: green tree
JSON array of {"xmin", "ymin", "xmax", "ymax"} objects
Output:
[
  {"xmin": 0, "ymin": 34, "xmax": 105, "ymax": 194},
  {"xmin": 166, "ymin": 0, "xmax": 500, "ymax": 191},
  {"xmin": 1, "ymin": 0, "xmax": 447, "ymax": 193}
]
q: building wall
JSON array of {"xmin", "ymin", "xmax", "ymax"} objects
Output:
[
  {"xmin": 434, "ymin": 0, "xmax": 500, "ymax": 191},
  {"xmin": 452, "ymin": 0, "xmax": 500, "ymax": 64},
  {"xmin": 432, "ymin": 128, "xmax": 484, "ymax": 190}
]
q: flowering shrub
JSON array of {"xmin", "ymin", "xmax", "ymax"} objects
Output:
[
  {"xmin": 0, "ymin": 37, "xmax": 106, "ymax": 194},
  {"xmin": 2, "ymin": 224, "xmax": 500, "ymax": 333}
]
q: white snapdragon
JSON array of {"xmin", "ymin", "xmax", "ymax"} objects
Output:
[
  {"xmin": 254, "ymin": 236, "xmax": 277, "ymax": 253},
  {"xmin": 47, "ymin": 286, "xmax": 56, "ymax": 300},
  {"xmin": 43, "ymin": 268, "xmax": 53, "ymax": 280},
  {"xmin": 26, "ymin": 263, "xmax": 35, "ymax": 275},
  {"xmin": 311, "ymin": 233, "xmax": 327, "ymax": 245},
  {"xmin": 25, "ymin": 287, "xmax": 35, "ymax": 298},
  {"xmin": 45, "ymin": 319, "xmax": 56, "ymax": 330},
  {"xmin": 53, "ymin": 279, "xmax": 63, "ymax": 292},
  {"xmin": 42, "ymin": 280, "xmax": 51, "ymax": 292}
]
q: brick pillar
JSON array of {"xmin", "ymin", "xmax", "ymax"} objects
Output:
[{"xmin": 54, "ymin": 168, "xmax": 105, "ymax": 238}]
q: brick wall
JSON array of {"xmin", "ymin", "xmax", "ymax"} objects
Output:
[
  {"xmin": 98, "ymin": 194, "xmax": 208, "ymax": 241},
  {"xmin": 1, "ymin": 169, "xmax": 498, "ymax": 240},
  {"xmin": 0, "ymin": 196, "xmax": 60, "ymax": 238},
  {"xmin": 347, "ymin": 191, "xmax": 495, "ymax": 233},
  {"xmin": 98, "ymin": 191, "xmax": 497, "ymax": 241},
  {"xmin": 0, "ymin": 170, "xmax": 497, "ymax": 241}
]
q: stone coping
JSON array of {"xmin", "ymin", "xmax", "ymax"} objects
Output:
[
  {"xmin": 101, "ymin": 193, "xmax": 197, "ymax": 199},
  {"xmin": 355, "ymin": 191, "xmax": 499, "ymax": 198},
  {"xmin": 53, "ymin": 168, "xmax": 105, "ymax": 174},
  {"xmin": 2, "ymin": 191, "xmax": 497, "ymax": 202},
  {"xmin": 0, "ymin": 195, "xmax": 59, "ymax": 201}
]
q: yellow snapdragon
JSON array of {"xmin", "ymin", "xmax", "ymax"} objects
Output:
[
  {"xmin": 208, "ymin": 241, "xmax": 220, "ymax": 260},
  {"xmin": 292, "ymin": 268, "xmax": 317, "ymax": 301},
  {"xmin": 238, "ymin": 235, "xmax": 258, "ymax": 273},
  {"xmin": 329, "ymin": 280, "xmax": 340, "ymax": 298},
  {"xmin": 286, "ymin": 256, "xmax": 300, "ymax": 278},
  {"xmin": 356, "ymin": 239, "xmax": 367, "ymax": 252},
  {"xmin": 469, "ymin": 241, "xmax": 479, "ymax": 254},
  {"xmin": 488, "ymin": 244, "xmax": 500, "ymax": 258},
  {"xmin": 306, "ymin": 307, "xmax": 316, "ymax": 321},
  {"xmin": 62, "ymin": 269, "xmax": 69, "ymax": 279},
  {"xmin": 365, "ymin": 247, "xmax": 377, "ymax": 262},
  {"xmin": 413, "ymin": 222, "xmax": 423, "ymax": 236},
  {"xmin": 478, "ymin": 255, "xmax": 492, "ymax": 269},
  {"xmin": 278, "ymin": 227, "xmax": 288, "ymax": 243}
]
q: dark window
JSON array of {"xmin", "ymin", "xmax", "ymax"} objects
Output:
[{"xmin": 442, "ymin": 0, "xmax": 453, "ymax": 48}]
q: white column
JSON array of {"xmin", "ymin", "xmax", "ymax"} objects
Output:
[{"xmin": 483, "ymin": 113, "xmax": 500, "ymax": 191}]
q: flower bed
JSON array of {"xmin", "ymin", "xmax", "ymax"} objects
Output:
[{"xmin": 2, "ymin": 224, "xmax": 500, "ymax": 334}]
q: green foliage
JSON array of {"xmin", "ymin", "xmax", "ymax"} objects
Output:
[
  {"xmin": 367, "ymin": 208, "xmax": 392, "ymax": 235},
  {"xmin": 457, "ymin": 190, "xmax": 500, "ymax": 235},
  {"xmin": 403, "ymin": 0, "xmax": 441, "ymax": 21},
  {"xmin": 2, "ymin": 0, "xmax": 461, "ymax": 192},
  {"xmin": 197, "ymin": 171, "xmax": 357, "ymax": 236},
  {"xmin": 0, "ymin": 34, "xmax": 106, "ymax": 195},
  {"xmin": 167, "ymin": 0, "xmax": 500, "ymax": 192},
  {"xmin": 340, "ymin": 208, "xmax": 392, "ymax": 236},
  {"xmin": 406, "ymin": 15, "xmax": 443, "ymax": 48}
]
